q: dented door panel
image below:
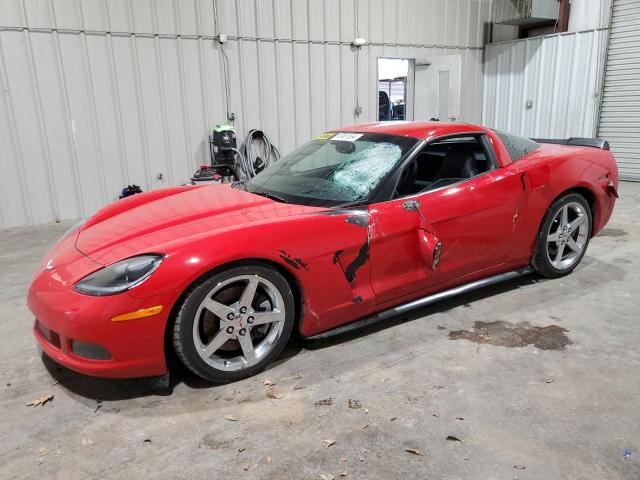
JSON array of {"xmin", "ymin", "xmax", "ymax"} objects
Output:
[
  {"xmin": 367, "ymin": 167, "xmax": 524, "ymax": 304},
  {"xmin": 418, "ymin": 168, "xmax": 525, "ymax": 279},
  {"xmin": 367, "ymin": 201, "xmax": 430, "ymax": 303}
]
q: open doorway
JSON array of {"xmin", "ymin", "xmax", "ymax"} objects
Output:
[{"xmin": 377, "ymin": 58, "xmax": 414, "ymax": 121}]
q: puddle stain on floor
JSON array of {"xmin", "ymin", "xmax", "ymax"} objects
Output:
[
  {"xmin": 449, "ymin": 321, "xmax": 572, "ymax": 350},
  {"xmin": 598, "ymin": 228, "xmax": 627, "ymax": 238}
]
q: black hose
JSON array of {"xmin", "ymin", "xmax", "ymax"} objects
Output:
[{"xmin": 239, "ymin": 129, "xmax": 280, "ymax": 178}]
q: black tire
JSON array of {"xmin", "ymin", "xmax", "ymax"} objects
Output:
[
  {"xmin": 172, "ymin": 264, "xmax": 295, "ymax": 383},
  {"xmin": 531, "ymin": 193, "xmax": 592, "ymax": 278}
]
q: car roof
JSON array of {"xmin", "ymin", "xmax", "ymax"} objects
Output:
[{"xmin": 334, "ymin": 121, "xmax": 486, "ymax": 141}]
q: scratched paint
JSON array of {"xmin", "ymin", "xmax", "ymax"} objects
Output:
[
  {"xmin": 278, "ymin": 250, "xmax": 309, "ymax": 271},
  {"xmin": 343, "ymin": 240, "xmax": 370, "ymax": 284},
  {"xmin": 345, "ymin": 214, "xmax": 369, "ymax": 228}
]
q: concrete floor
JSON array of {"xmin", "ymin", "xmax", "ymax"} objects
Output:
[{"xmin": 1, "ymin": 183, "xmax": 639, "ymax": 480}]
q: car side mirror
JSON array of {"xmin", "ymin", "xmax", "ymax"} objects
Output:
[
  {"xmin": 402, "ymin": 200, "xmax": 421, "ymax": 211},
  {"xmin": 403, "ymin": 200, "xmax": 427, "ymax": 221}
]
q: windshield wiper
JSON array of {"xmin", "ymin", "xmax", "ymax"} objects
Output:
[
  {"xmin": 252, "ymin": 190, "xmax": 289, "ymax": 204},
  {"xmin": 333, "ymin": 200, "xmax": 366, "ymax": 209}
]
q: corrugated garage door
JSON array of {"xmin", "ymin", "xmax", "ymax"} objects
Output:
[{"xmin": 598, "ymin": 0, "xmax": 640, "ymax": 181}]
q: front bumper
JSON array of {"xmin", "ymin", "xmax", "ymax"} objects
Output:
[{"xmin": 28, "ymin": 285, "xmax": 170, "ymax": 379}]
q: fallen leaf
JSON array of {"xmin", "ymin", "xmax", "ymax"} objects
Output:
[
  {"xmin": 446, "ymin": 435, "xmax": 462, "ymax": 442},
  {"xmin": 406, "ymin": 448, "xmax": 424, "ymax": 456},
  {"xmin": 319, "ymin": 474, "xmax": 335, "ymax": 480},
  {"xmin": 514, "ymin": 465, "xmax": 526, "ymax": 470},
  {"xmin": 323, "ymin": 439, "xmax": 336, "ymax": 448},
  {"xmin": 224, "ymin": 415, "xmax": 238, "ymax": 422},
  {"xmin": 380, "ymin": 378, "xmax": 389, "ymax": 382},
  {"xmin": 266, "ymin": 456, "xmax": 272, "ymax": 464},
  {"xmin": 362, "ymin": 424, "xmax": 370, "ymax": 429},
  {"xmin": 262, "ymin": 379, "xmax": 274, "ymax": 386},
  {"xmin": 81, "ymin": 437, "xmax": 95, "ymax": 446},
  {"xmin": 340, "ymin": 467, "xmax": 349, "ymax": 476},
  {"xmin": 359, "ymin": 456, "xmax": 365, "ymax": 462},
  {"xmin": 242, "ymin": 464, "xmax": 250, "ymax": 471},
  {"xmin": 339, "ymin": 457, "xmax": 348, "ymax": 463},
  {"xmin": 545, "ymin": 379, "xmax": 554, "ymax": 384},
  {"xmin": 363, "ymin": 408, "xmax": 369, "ymax": 415},
  {"xmin": 266, "ymin": 387, "xmax": 284, "ymax": 399},
  {"xmin": 455, "ymin": 417, "xmax": 464, "ymax": 421},
  {"xmin": 38, "ymin": 448, "xmax": 46, "ymax": 456},
  {"xmin": 27, "ymin": 394, "xmax": 54, "ymax": 407}
]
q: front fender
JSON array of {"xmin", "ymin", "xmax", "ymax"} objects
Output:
[{"xmin": 128, "ymin": 210, "xmax": 375, "ymax": 337}]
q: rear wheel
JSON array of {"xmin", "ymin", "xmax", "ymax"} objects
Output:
[
  {"xmin": 532, "ymin": 193, "xmax": 592, "ymax": 278},
  {"xmin": 173, "ymin": 264, "xmax": 295, "ymax": 382}
]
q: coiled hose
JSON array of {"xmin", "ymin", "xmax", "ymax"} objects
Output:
[{"xmin": 238, "ymin": 129, "xmax": 280, "ymax": 178}]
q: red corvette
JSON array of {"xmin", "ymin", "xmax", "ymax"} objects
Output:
[{"xmin": 28, "ymin": 122, "xmax": 618, "ymax": 382}]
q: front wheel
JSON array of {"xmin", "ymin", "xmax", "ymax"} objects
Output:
[
  {"xmin": 532, "ymin": 193, "xmax": 592, "ymax": 278},
  {"xmin": 172, "ymin": 264, "xmax": 295, "ymax": 382}
]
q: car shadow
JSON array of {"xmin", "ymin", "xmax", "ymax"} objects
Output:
[
  {"xmin": 42, "ymin": 340, "xmax": 304, "ymax": 401},
  {"xmin": 43, "ymin": 273, "xmax": 543, "ymax": 401},
  {"xmin": 301, "ymin": 273, "xmax": 543, "ymax": 350}
]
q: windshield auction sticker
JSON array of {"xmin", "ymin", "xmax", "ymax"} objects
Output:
[
  {"xmin": 331, "ymin": 132, "xmax": 363, "ymax": 142},
  {"xmin": 314, "ymin": 132, "xmax": 336, "ymax": 141}
]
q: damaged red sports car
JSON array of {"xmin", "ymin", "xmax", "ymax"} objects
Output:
[{"xmin": 28, "ymin": 122, "xmax": 618, "ymax": 382}]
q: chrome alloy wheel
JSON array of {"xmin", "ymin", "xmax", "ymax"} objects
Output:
[
  {"xmin": 546, "ymin": 201, "xmax": 589, "ymax": 270},
  {"xmin": 192, "ymin": 274, "xmax": 286, "ymax": 372}
]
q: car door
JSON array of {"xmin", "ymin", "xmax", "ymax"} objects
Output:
[{"xmin": 368, "ymin": 135, "xmax": 526, "ymax": 305}]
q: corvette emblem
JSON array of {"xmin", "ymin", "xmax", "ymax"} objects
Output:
[{"xmin": 45, "ymin": 260, "xmax": 55, "ymax": 270}]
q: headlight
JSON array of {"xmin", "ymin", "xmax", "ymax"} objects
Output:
[{"xmin": 74, "ymin": 254, "xmax": 164, "ymax": 296}]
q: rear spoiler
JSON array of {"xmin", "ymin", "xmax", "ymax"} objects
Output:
[{"xmin": 531, "ymin": 137, "xmax": 610, "ymax": 150}]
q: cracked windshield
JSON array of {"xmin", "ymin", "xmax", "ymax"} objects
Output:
[{"xmin": 243, "ymin": 132, "xmax": 417, "ymax": 206}]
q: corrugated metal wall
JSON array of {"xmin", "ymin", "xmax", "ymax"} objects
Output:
[
  {"xmin": 0, "ymin": 0, "xmax": 492, "ymax": 228},
  {"xmin": 483, "ymin": 28, "xmax": 608, "ymax": 138},
  {"xmin": 598, "ymin": 0, "xmax": 640, "ymax": 181}
]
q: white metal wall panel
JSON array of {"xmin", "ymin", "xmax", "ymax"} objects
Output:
[
  {"xmin": 483, "ymin": 29, "xmax": 608, "ymax": 139},
  {"xmin": 598, "ymin": 0, "xmax": 640, "ymax": 181},
  {"xmin": 0, "ymin": 0, "xmax": 491, "ymax": 228}
]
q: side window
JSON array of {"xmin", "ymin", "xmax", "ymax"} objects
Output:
[
  {"xmin": 393, "ymin": 135, "xmax": 496, "ymax": 198},
  {"xmin": 494, "ymin": 130, "xmax": 539, "ymax": 161}
]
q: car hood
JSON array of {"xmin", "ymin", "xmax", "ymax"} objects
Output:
[{"xmin": 76, "ymin": 184, "xmax": 322, "ymax": 264}]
